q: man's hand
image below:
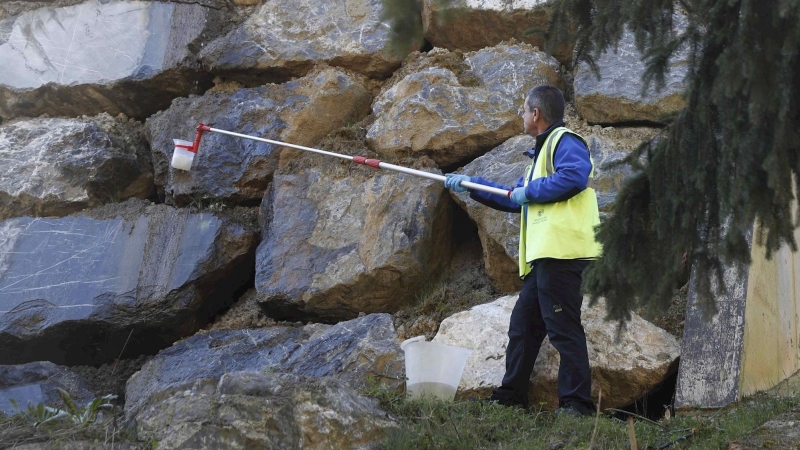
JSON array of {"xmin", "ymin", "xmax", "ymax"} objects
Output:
[
  {"xmin": 444, "ymin": 174, "xmax": 470, "ymax": 193},
  {"xmin": 510, "ymin": 187, "xmax": 529, "ymax": 205}
]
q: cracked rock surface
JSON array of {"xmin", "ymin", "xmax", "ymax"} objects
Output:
[
  {"xmin": 422, "ymin": 0, "xmax": 575, "ymax": 63},
  {"xmin": 124, "ymin": 313, "xmax": 404, "ymax": 420},
  {"xmin": 0, "ymin": 199, "xmax": 258, "ymax": 366},
  {"xmin": 0, "ymin": 114, "xmax": 153, "ymax": 221},
  {"xmin": 200, "ymin": 0, "xmax": 421, "ymax": 83},
  {"xmin": 367, "ymin": 44, "xmax": 562, "ymax": 168},
  {"xmin": 255, "ymin": 153, "xmax": 452, "ymax": 323},
  {"xmin": 0, "ymin": 0, "xmax": 227, "ymax": 121},
  {"xmin": 134, "ymin": 371, "xmax": 398, "ymax": 450},
  {"xmin": 573, "ymin": 16, "xmax": 689, "ymax": 124}
]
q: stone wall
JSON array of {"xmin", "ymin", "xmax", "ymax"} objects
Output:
[{"xmin": 0, "ymin": 0, "xmax": 712, "ymax": 446}]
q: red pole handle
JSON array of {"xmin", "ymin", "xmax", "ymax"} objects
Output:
[{"xmin": 352, "ymin": 156, "xmax": 382, "ymax": 169}]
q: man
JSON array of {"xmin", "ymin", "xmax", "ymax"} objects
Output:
[{"xmin": 444, "ymin": 85, "xmax": 601, "ymax": 416}]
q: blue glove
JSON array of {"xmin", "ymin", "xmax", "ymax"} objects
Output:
[
  {"xmin": 510, "ymin": 187, "xmax": 529, "ymax": 205},
  {"xmin": 444, "ymin": 174, "xmax": 470, "ymax": 193}
]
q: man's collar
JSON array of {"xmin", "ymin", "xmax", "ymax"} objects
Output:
[{"xmin": 524, "ymin": 120, "xmax": 565, "ymax": 158}]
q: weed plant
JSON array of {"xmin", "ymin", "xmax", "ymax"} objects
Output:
[{"xmin": 0, "ymin": 392, "xmax": 149, "ymax": 449}]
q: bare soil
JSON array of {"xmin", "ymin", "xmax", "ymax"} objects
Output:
[
  {"xmin": 70, "ymin": 356, "xmax": 151, "ymax": 404},
  {"xmin": 202, "ymin": 288, "xmax": 280, "ymax": 331}
]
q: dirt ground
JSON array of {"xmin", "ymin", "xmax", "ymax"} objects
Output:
[{"xmin": 70, "ymin": 356, "xmax": 151, "ymax": 403}]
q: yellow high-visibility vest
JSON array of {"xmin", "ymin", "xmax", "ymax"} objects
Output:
[{"xmin": 518, "ymin": 127, "xmax": 602, "ymax": 278}]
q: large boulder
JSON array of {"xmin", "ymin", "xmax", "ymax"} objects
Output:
[
  {"xmin": 450, "ymin": 115, "xmax": 659, "ymax": 289},
  {"xmin": 0, "ymin": 1, "xmax": 81, "ymax": 21},
  {"xmin": 422, "ymin": 0, "xmax": 575, "ymax": 63},
  {"xmin": 255, "ymin": 155, "xmax": 452, "ymax": 322},
  {"xmin": 586, "ymin": 126, "xmax": 656, "ymax": 214},
  {"xmin": 0, "ymin": 114, "xmax": 153, "ymax": 221},
  {"xmin": 0, "ymin": 362, "xmax": 95, "ymax": 415},
  {"xmin": 434, "ymin": 295, "xmax": 681, "ymax": 409},
  {"xmin": 367, "ymin": 43, "xmax": 562, "ymax": 168},
  {"xmin": 0, "ymin": 0, "xmax": 228, "ymax": 121},
  {"xmin": 573, "ymin": 20, "xmax": 689, "ymax": 124},
  {"xmin": 0, "ymin": 199, "xmax": 258, "ymax": 366},
  {"xmin": 125, "ymin": 313, "xmax": 404, "ymax": 420},
  {"xmin": 0, "ymin": 0, "xmax": 229, "ymax": 21},
  {"xmin": 146, "ymin": 67, "xmax": 372, "ymax": 205},
  {"xmin": 135, "ymin": 371, "xmax": 398, "ymax": 450},
  {"xmin": 199, "ymin": 0, "xmax": 422, "ymax": 83}
]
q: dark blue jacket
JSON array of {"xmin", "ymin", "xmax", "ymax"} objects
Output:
[{"xmin": 468, "ymin": 121, "xmax": 592, "ymax": 213}]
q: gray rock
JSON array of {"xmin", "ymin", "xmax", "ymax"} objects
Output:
[
  {"xmin": 586, "ymin": 134, "xmax": 636, "ymax": 213},
  {"xmin": 464, "ymin": 42, "xmax": 564, "ymax": 101},
  {"xmin": 0, "ymin": 0, "xmax": 229, "ymax": 22},
  {"xmin": 200, "ymin": 0, "xmax": 421, "ymax": 83},
  {"xmin": 0, "ymin": 361, "xmax": 94, "ymax": 415},
  {"xmin": 0, "ymin": 0, "xmax": 226, "ymax": 121},
  {"xmin": 0, "ymin": 114, "xmax": 153, "ymax": 221},
  {"xmin": 574, "ymin": 18, "xmax": 689, "ymax": 124},
  {"xmin": 255, "ymin": 155, "xmax": 452, "ymax": 322},
  {"xmin": 146, "ymin": 67, "xmax": 372, "ymax": 205},
  {"xmin": 0, "ymin": 199, "xmax": 258, "ymax": 365},
  {"xmin": 135, "ymin": 371, "xmax": 398, "ymax": 450},
  {"xmin": 434, "ymin": 295, "xmax": 681, "ymax": 409},
  {"xmin": 0, "ymin": 1, "xmax": 83, "ymax": 22},
  {"xmin": 367, "ymin": 43, "xmax": 562, "ymax": 168},
  {"xmin": 561, "ymin": 110, "xmax": 661, "ymax": 214},
  {"xmin": 125, "ymin": 313, "xmax": 404, "ymax": 420},
  {"xmin": 422, "ymin": 0, "xmax": 574, "ymax": 63}
]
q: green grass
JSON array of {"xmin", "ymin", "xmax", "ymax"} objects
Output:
[{"xmin": 372, "ymin": 391, "xmax": 799, "ymax": 450}]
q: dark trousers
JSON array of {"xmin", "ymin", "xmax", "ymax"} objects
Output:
[{"xmin": 490, "ymin": 258, "xmax": 593, "ymax": 413}]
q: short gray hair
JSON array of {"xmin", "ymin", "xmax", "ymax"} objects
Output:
[{"xmin": 525, "ymin": 85, "xmax": 565, "ymax": 124}]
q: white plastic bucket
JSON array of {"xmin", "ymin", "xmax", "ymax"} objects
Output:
[
  {"xmin": 171, "ymin": 139, "xmax": 196, "ymax": 171},
  {"xmin": 400, "ymin": 336, "xmax": 472, "ymax": 401}
]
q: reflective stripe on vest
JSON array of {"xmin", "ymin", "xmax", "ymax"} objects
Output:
[{"xmin": 518, "ymin": 127, "xmax": 602, "ymax": 279}]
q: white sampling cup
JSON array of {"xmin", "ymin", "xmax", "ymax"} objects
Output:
[
  {"xmin": 171, "ymin": 139, "xmax": 196, "ymax": 171},
  {"xmin": 400, "ymin": 335, "xmax": 472, "ymax": 401}
]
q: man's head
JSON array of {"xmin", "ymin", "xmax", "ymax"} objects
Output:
[{"xmin": 522, "ymin": 85, "xmax": 565, "ymax": 136}]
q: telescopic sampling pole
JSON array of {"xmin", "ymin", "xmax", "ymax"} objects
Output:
[{"xmin": 172, "ymin": 123, "xmax": 513, "ymax": 198}]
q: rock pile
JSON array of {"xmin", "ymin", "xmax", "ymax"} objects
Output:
[{"xmin": 0, "ymin": 0, "xmax": 688, "ymax": 447}]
